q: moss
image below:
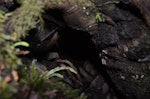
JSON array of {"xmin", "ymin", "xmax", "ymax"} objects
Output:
[
  {"xmin": 0, "ymin": 0, "xmax": 89, "ymax": 98},
  {"xmin": 8, "ymin": 0, "xmax": 46, "ymax": 39}
]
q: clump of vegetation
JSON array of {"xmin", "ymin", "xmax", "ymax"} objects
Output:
[
  {"xmin": 7, "ymin": 0, "xmax": 46, "ymax": 39},
  {"xmin": 0, "ymin": 0, "xmax": 87, "ymax": 99},
  {"xmin": 0, "ymin": 9, "xmax": 22, "ymax": 99},
  {"xmin": 17, "ymin": 61, "xmax": 87, "ymax": 99}
]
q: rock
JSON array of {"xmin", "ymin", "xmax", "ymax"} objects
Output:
[
  {"xmin": 129, "ymin": 0, "xmax": 150, "ymax": 26},
  {"xmin": 92, "ymin": 23, "xmax": 119, "ymax": 50},
  {"xmin": 91, "ymin": 1, "xmax": 150, "ymax": 98},
  {"xmin": 47, "ymin": 52, "xmax": 59, "ymax": 61}
]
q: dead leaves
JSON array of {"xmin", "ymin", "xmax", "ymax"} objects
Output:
[
  {"xmin": 12, "ymin": 70, "xmax": 19, "ymax": 82},
  {"xmin": 4, "ymin": 70, "xmax": 19, "ymax": 83},
  {"xmin": 15, "ymin": 50, "xmax": 30, "ymax": 55},
  {"xmin": 0, "ymin": 63, "xmax": 5, "ymax": 70}
]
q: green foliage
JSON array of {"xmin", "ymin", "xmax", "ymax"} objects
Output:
[
  {"xmin": 0, "ymin": 0, "xmax": 87, "ymax": 98},
  {"xmin": 0, "ymin": 10, "xmax": 18, "ymax": 99},
  {"xmin": 0, "ymin": 32, "xmax": 29, "ymax": 99},
  {"xmin": 13, "ymin": 41, "xmax": 30, "ymax": 48},
  {"xmin": 95, "ymin": 13, "xmax": 105, "ymax": 22},
  {"xmin": 0, "ymin": 33, "xmax": 30, "ymax": 69},
  {"xmin": 18, "ymin": 60, "xmax": 45, "ymax": 91},
  {"xmin": 42, "ymin": 66, "xmax": 77, "ymax": 79},
  {"xmin": 0, "ymin": 9, "xmax": 30, "ymax": 99},
  {"xmin": 9, "ymin": 0, "xmax": 46, "ymax": 39},
  {"xmin": 0, "ymin": 10, "xmax": 13, "ymax": 23},
  {"xmin": 18, "ymin": 60, "xmax": 87, "ymax": 99},
  {"xmin": 0, "ymin": 80, "xmax": 17, "ymax": 99},
  {"xmin": 0, "ymin": 11, "xmax": 22, "ymax": 70},
  {"xmin": 0, "ymin": 10, "xmax": 5, "ymax": 19},
  {"xmin": 49, "ymin": 82, "xmax": 87, "ymax": 99}
]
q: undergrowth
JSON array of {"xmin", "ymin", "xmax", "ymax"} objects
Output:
[{"xmin": 0, "ymin": 0, "xmax": 87, "ymax": 99}]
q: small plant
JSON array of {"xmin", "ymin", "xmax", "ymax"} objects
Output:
[
  {"xmin": 18, "ymin": 60, "xmax": 86, "ymax": 99},
  {"xmin": 42, "ymin": 65, "xmax": 77, "ymax": 79},
  {"xmin": 95, "ymin": 13, "xmax": 105, "ymax": 22}
]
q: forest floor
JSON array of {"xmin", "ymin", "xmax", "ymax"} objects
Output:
[{"xmin": 0, "ymin": 0, "xmax": 150, "ymax": 99}]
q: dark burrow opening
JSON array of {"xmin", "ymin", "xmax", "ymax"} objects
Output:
[
  {"xmin": 23, "ymin": 27, "xmax": 125, "ymax": 99},
  {"xmin": 20, "ymin": 7, "xmax": 136, "ymax": 98}
]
